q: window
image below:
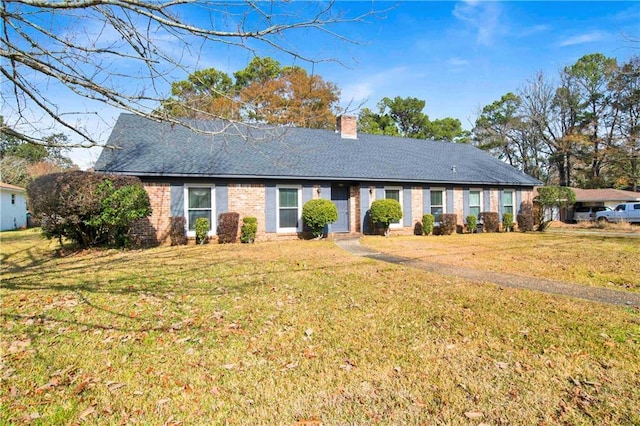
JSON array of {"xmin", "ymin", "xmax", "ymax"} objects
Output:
[
  {"xmin": 430, "ymin": 189, "xmax": 445, "ymax": 222},
  {"xmin": 469, "ymin": 190, "xmax": 481, "ymax": 219},
  {"xmin": 384, "ymin": 186, "xmax": 402, "ymax": 228},
  {"xmin": 277, "ymin": 186, "xmax": 301, "ymax": 232},
  {"xmin": 11, "ymin": 194, "xmax": 16, "ymax": 205},
  {"xmin": 185, "ymin": 186, "xmax": 215, "ymax": 236},
  {"xmin": 502, "ymin": 190, "xmax": 514, "ymax": 217}
]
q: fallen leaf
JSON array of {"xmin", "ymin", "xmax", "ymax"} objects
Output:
[
  {"xmin": 35, "ymin": 378, "xmax": 59, "ymax": 394},
  {"xmin": 107, "ymin": 382, "xmax": 126, "ymax": 392},
  {"xmin": 78, "ymin": 406, "xmax": 95, "ymax": 420},
  {"xmin": 464, "ymin": 411, "xmax": 483, "ymax": 419},
  {"xmin": 294, "ymin": 418, "xmax": 323, "ymax": 425},
  {"xmin": 157, "ymin": 398, "xmax": 171, "ymax": 406},
  {"xmin": 73, "ymin": 380, "xmax": 90, "ymax": 395},
  {"xmin": 9, "ymin": 339, "xmax": 31, "ymax": 353},
  {"xmin": 303, "ymin": 347, "xmax": 317, "ymax": 359}
]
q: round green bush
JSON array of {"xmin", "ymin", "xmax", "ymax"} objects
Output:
[
  {"xmin": 241, "ymin": 216, "xmax": 258, "ymax": 243},
  {"xmin": 466, "ymin": 215, "xmax": 477, "ymax": 234},
  {"xmin": 370, "ymin": 199, "xmax": 402, "ymax": 236},
  {"xmin": 302, "ymin": 199, "xmax": 338, "ymax": 238},
  {"xmin": 422, "ymin": 214, "xmax": 435, "ymax": 236}
]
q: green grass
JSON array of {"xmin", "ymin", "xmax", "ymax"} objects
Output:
[
  {"xmin": 1, "ymin": 230, "xmax": 639, "ymax": 424},
  {"xmin": 362, "ymin": 232, "xmax": 640, "ymax": 292}
]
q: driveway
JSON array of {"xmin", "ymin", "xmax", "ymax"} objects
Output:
[{"xmin": 335, "ymin": 238, "xmax": 640, "ymax": 308}]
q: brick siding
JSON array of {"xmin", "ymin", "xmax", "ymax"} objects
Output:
[
  {"xmin": 132, "ymin": 181, "xmax": 538, "ymax": 243},
  {"xmin": 228, "ymin": 184, "xmax": 266, "ymax": 240}
]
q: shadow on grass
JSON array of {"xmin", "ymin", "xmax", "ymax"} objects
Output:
[{"xmin": 1, "ymin": 238, "xmax": 377, "ymax": 334}]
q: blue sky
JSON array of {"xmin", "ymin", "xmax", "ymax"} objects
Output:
[{"xmin": 45, "ymin": 1, "xmax": 639, "ymax": 167}]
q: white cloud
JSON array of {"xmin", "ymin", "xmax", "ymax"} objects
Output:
[
  {"xmin": 452, "ymin": 1, "xmax": 503, "ymax": 46},
  {"xmin": 340, "ymin": 66, "xmax": 410, "ymax": 108},
  {"xmin": 518, "ymin": 24, "xmax": 550, "ymax": 38},
  {"xmin": 559, "ymin": 31, "xmax": 606, "ymax": 47},
  {"xmin": 448, "ymin": 57, "xmax": 470, "ymax": 67}
]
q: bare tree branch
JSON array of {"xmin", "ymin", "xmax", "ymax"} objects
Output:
[{"xmin": 1, "ymin": 0, "xmax": 376, "ymax": 148}]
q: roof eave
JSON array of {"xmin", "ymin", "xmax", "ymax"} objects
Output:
[{"xmin": 94, "ymin": 169, "xmax": 539, "ymax": 187}]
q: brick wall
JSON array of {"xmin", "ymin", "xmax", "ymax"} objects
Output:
[
  {"xmin": 453, "ymin": 188, "xmax": 464, "ymax": 226},
  {"xmin": 411, "ymin": 187, "xmax": 423, "ymax": 230},
  {"xmin": 350, "ymin": 185, "xmax": 360, "ymax": 234},
  {"xmin": 133, "ymin": 181, "xmax": 538, "ymax": 242},
  {"xmin": 131, "ymin": 182, "xmax": 171, "ymax": 245},
  {"xmin": 490, "ymin": 189, "xmax": 499, "ymax": 212},
  {"xmin": 228, "ymin": 184, "xmax": 266, "ymax": 240}
]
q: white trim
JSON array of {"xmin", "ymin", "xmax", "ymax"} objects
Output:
[
  {"xmin": 276, "ymin": 184, "xmax": 302, "ymax": 233},
  {"xmin": 469, "ymin": 188, "xmax": 482, "ymax": 219},
  {"xmin": 502, "ymin": 189, "xmax": 515, "ymax": 221},
  {"xmin": 184, "ymin": 184, "xmax": 216, "ymax": 237},
  {"xmin": 384, "ymin": 186, "xmax": 403, "ymax": 229},
  {"xmin": 430, "ymin": 187, "xmax": 446, "ymax": 224}
]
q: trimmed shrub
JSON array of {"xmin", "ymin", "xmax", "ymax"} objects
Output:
[
  {"xmin": 517, "ymin": 202, "xmax": 534, "ymax": 232},
  {"xmin": 413, "ymin": 222, "xmax": 423, "ymax": 235},
  {"xmin": 440, "ymin": 213, "xmax": 457, "ymax": 235},
  {"xmin": 516, "ymin": 213, "xmax": 533, "ymax": 232},
  {"xmin": 466, "ymin": 215, "xmax": 477, "ymax": 234},
  {"xmin": 169, "ymin": 216, "xmax": 187, "ymax": 246},
  {"xmin": 370, "ymin": 199, "xmax": 403, "ymax": 236},
  {"xmin": 502, "ymin": 213, "xmax": 514, "ymax": 232},
  {"xmin": 302, "ymin": 199, "xmax": 338, "ymax": 239},
  {"xmin": 218, "ymin": 212, "xmax": 240, "ymax": 244},
  {"xmin": 422, "ymin": 214, "xmax": 435, "ymax": 236},
  {"xmin": 241, "ymin": 216, "xmax": 258, "ymax": 243},
  {"xmin": 28, "ymin": 171, "xmax": 151, "ymax": 248},
  {"xmin": 195, "ymin": 217, "xmax": 209, "ymax": 245},
  {"xmin": 480, "ymin": 211, "xmax": 499, "ymax": 233}
]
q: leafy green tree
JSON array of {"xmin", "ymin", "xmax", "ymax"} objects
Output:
[
  {"xmin": 234, "ymin": 57, "xmax": 282, "ymax": 89},
  {"xmin": 357, "ymin": 108, "xmax": 399, "ymax": 136},
  {"xmin": 473, "ymin": 93, "xmax": 524, "ymax": 167},
  {"xmin": 359, "ymin": 97, "xmax": 468, "ymax": 142},
  {"xmin": 564, "ymin": 53, "xmax": 618, "ymax": 187},
  {"xmin": 161, "ymin": 68, "xmax": 237, "ymax": 119},
  {"xmin": 379, "ymin": 96, "xmax": 429, "ymax": 138},
  {"xmin": 426, "ymin": 117, "xmax": 470, "ymax": 143},
  {"xmin": 534, "ymin": 186, "xmax": 576, "ymax": 227}
]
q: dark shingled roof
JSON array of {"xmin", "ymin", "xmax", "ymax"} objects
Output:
[{"xmin": 95, "ymin": 113, "xmax": 541, "ymax": 186}]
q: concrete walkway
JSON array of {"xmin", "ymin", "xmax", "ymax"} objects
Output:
[{"xmin": 335, "ymin": 238, "xmax": 640, "ymax": 308}]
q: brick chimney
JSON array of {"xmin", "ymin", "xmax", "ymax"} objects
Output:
[{"xmin": 336, "ymin": 115, "xmax": 357, "ymax": 139}]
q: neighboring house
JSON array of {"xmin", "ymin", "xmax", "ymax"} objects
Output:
[
  {"xmin": 0, "ymin": 182, "xmax": 27, "ymax": 231},
  {"xmin": 568, "ymin": 188, "xmax": 640, "ymax": 222},
  {"xmin": 94, "ymin": 114, "xmax": 541, "ymax": 244}
]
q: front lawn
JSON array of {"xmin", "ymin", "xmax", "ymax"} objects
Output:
[
  {"xmin": 1, "ymin": 230, "xmax": 639, "ymax": 424},
  {"xmin": 363, "ymin": 232, "xmax": 640, "ymax": 293}
]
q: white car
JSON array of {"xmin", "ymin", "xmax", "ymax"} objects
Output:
[{"xmin": 572, "ymin": 206, "xmax": 610, "ymax": 222}]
